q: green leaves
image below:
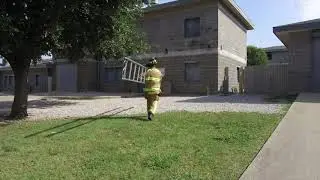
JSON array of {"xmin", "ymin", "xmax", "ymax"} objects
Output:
[
  {"xmin": 247, "ymin": 45, "xmax": 268, "ymax": 66},
  {"xmin": 0, "ymin": 0, "xmax": 149, "ymax": 63}
]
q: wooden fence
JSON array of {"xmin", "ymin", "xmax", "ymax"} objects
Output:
[{"xmin": 244, "ymin": 63, "xmax": 288, "ymax": 95}]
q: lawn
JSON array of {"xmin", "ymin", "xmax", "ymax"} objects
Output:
[{"xmin": 0, "ymin": 111, "xmax": 285, "ymax": 180}]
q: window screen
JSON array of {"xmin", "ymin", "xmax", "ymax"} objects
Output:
[
  {"xmin": 105, "ymin": 67, "xmax": 122, "ymax": 82},
  {"xmin": 184, "ymin": 17, "xmax": 200, "ymax": 38},
  {"xmin": 185, "ymin": 63, "xmax": 200, "ymax": 82}
]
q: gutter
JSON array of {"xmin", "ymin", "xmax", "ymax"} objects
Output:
[
  {"xmin": 143, "ymin": 0, "xmax": 198, "ymax": 13},
  {"xmin": 273, "ymin": 19, "xmax": 320, "ymax": 34}
]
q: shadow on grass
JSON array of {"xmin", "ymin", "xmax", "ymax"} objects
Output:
[
  {"xmin": 264, "ymin": 94, "xmax": 298, "ymax": 103},
  {"xmin": 0, "ymin": 99, "xmax": 77, "ymax": 110},
  {"xmin": 176, "ymin": 94, "xmax": 298, "ymax": 104},
  {"xmin": 25, "ymin": 107, "xmax": 147, "ymax": 138},
  {"xmin": 0, "ymin": 99, "xmax": 77, "ymax": 122}
]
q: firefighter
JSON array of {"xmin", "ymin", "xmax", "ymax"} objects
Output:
[{"xmin": 144, "ymin": 58, "xmax": 163, "ymax": 120}]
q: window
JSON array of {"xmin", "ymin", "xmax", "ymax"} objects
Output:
[
  {"xmin": 185, "ymin": 62, "xmax": 200, "ymax": 82},
  {"xmin": 267, "ymin": 52, "xmax": 272, "ymax": 60},
  {"xmin": 35, "ymin": 74, "xmax": 40, "ymax": 87},
  {"xmin": 184, "ymin": 17, "xmax": 200, "ymax": 38},
  {"xmin": 104, "ymin": 67, "xmax": 122, "ymax": 82}
]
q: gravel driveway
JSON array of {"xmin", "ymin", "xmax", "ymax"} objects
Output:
[{"xmin": 0, "ymin": 93, "xmax": 285, "ymax": 121}]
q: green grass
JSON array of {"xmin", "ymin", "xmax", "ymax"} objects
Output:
[{"xmin": 0, "ymin": 111, "xmax": 286, "ymax": 180}]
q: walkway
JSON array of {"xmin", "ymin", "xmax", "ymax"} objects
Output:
[{"xmin": 240, "ymin": 93, "xmax": 320, "ymax": 180}]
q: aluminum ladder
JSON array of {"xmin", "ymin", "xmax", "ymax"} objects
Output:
[{"xmin": 121, "ymin": 57, "xmax": 146, "ymax": 84}]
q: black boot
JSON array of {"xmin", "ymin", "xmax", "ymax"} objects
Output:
[{"xmin": 148, "ymin": 112, "xmax": 153, "ymax": 121}]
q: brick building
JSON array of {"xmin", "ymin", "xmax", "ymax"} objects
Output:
[
  {"xmin": 103, "ymin": 0, "xmax": 253, "ymax": 94},
  {"xmin": 264, "ymin": 46, "xmax": 289, "ymax": 65}
]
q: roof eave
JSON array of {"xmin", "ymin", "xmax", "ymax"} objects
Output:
[
  {"xmin": 264, "ymin": 48, "xmax": 288, "ymax": 53},
  {"xmin": 143, "ymin": 0, "xmax": 198, "ymax": 14},
  {"xmin": 274, "ymin": 21, "xmax": 320, "ymax": 34},
  {"xmin": 273, "ymin": 28, "xmax": 289, "ymax": 47},
  {"xmin": 221, "ymin": 0, "xmax": 254, "ymax": 30},
  {"xmin": 143, "ymin": 0, "xmax": 254, "ymax": 30}
]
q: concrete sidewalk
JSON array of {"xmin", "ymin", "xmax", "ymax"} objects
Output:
[{"xmin": 240, "ymin": 93, "xmax": 320, "ymax": 180}]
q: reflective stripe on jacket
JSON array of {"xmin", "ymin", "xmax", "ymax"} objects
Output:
[{"xmin": 144, "ymin": 67, "xmax": 162, "ymax": 94}]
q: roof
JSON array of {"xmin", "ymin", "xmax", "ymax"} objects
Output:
[
  {"xmin": 0, "ymin": 59, "xmax": 52, "ymax": 70},
  {"xmin": 263, "ymin": 46, "xmax": 287, "ymax": 52},
  {"xmin": 220, "ymin": 0, "xmax": 254, "ymax": 30},
  {"xmin": 143, "ymin": 0, "xmax": 254, "ymax": 30},
  {"xmin": 274, "ymin": 18, "xmax": 320, "ymax": 33}
]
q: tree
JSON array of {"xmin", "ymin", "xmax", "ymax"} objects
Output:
[
  {"xmin": 247, "ymin": 45, "xmax": 268, "ymax": 66},
  {"xmin": 0, "ymin": 0, "xmax": 149, "ymax": 118}
]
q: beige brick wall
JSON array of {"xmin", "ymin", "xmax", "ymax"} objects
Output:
[
  {"xmin": 218, "ymin": 55, "xmax": 245, "ymax": 92},
  {"xmin": 103, "ymin": 54, "xmax": 219, "ymax": 94},
  {"xmin": 218, "ymin": 2, "xmax": 247, "ymax": 59},
  {"xmin": 142, "ymin": 0, "xmax": 218, "ymax": 53},
  {"xmin": 287, "ymin": 31, "xmax": 312, "ymax": 93},
  {"xmin": 101, "ymin": 0, "xmax": 249, "ymax": 95},
  {"xmin": 156, "ymin": 54, "xmax": 218, "ymax": 94},
  {"xmin": 216, "ymin": 1, "xmax": 247, "ymax": 93}
]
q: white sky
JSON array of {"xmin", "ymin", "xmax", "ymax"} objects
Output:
[{"xmin": 298, "ymin": 0, "xmax": 320, "ymax": 21}]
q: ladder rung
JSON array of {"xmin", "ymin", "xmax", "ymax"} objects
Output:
[
  {"xmin": 137, "ymin": 66, "xmax": 141, "ymax": 82},
  {"xmin": 133, "ymin": 63, "xmax": 137, "ymax": 81},
  {"xmin": 121, "ymin": 57, "xmax": 147, "ymax": 84}
]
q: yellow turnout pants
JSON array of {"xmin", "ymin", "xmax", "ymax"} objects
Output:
[{"xmin": 146, "ymin": 94, "xmax": 159, "ymax": 114}]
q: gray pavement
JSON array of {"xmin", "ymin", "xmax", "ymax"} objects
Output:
[{"xmin": 240, "ymin": 93, "xmax": 320, "ymax": 180}]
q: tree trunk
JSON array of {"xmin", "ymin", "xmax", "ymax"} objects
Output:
[{"xmin": 10, "ymin": 63, "xmax": 30, "ymax": 119}]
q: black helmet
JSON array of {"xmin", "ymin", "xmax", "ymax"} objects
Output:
[{"xmin": 146, "ymin": 57, "xmax": 157, "ymax": 67}]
